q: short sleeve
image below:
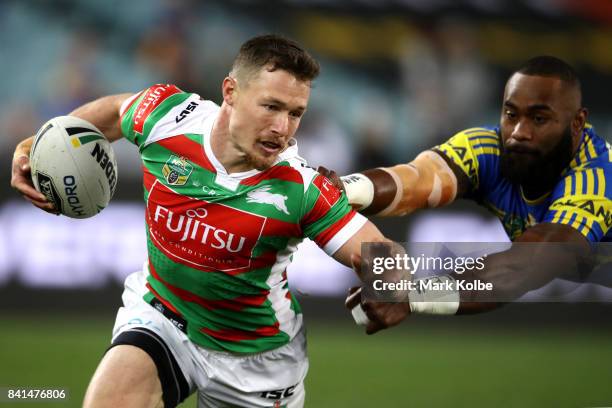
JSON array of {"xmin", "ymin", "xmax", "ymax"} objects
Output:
[
  {"xmin": 120, "ymin": 84, "xmax": 192, "ymax": 148},
  {"xmin": 300, "ymin": 174, "xmax": 367, "ymax": 255},
  {"xmin": 435, "ymin": 127, "xmax": 501, "ymax": 193},
  {"xmin": 544, "ymin": 167, "xmax": 612, "ymax": 242}
]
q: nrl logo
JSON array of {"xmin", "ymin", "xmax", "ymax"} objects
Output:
[
  {"xmin": 246, "ymin": 185, "xmax": 290, "ymax": 215},
  {"xmin": 162, "ymin": 155, "xmax": 193, "ymax": 186}
]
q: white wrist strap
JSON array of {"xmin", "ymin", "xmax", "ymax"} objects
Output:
[
  {"xmin": 351, "ymin": 304, "xmax": 371, "ymax": 326},
  {"xmin": 341, "ymin": 173, "xmax": 374, "ymax": 210},
  {"xmin": 351, "ymin": 274, "xmax": 460, "ymax": 325},
  {"xmin": 409, "ymin": 275, "xmax": 460, "ymax": 315}
]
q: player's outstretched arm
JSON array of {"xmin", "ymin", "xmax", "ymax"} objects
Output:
[
  {"xmin": 369, "ymin": 223, "xmax": 588, "ymax": 317},
  {"xmin": 455, "ymin": 222, "xmax": 591, "ymax": 314},
  {"xmin": 347, "ymin": 222, "xmax": 592, "ymax": 318},
  {"xmin": 69, "ymin": 93, "xmax": 133, "ymax": 142},
  {"xmin": 339, "ymin": 150, "xmax": 470, "ymax": 216},
  {"xmin": 10, "ymin": 93, "xmax": 132, "ymax": 212}
]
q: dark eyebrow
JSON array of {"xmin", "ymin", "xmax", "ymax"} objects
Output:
[
  {"xmin": 264, "ymin": 97, "xmax": 306, "ymax": 112},
  {"xmin": 503, "ymin": 101, "xmax": 553, "ymax": 112},
  {"xmin": 526, "ymin": 104, "xmax": 553, "ymax": 112}
]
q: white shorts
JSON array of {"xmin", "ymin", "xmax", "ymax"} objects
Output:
[{"xmin": 111, "ymin": 270, "xmax": 308, "ymax": 408}]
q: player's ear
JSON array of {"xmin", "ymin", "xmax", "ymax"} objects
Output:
[
  {"xmin": 572, "ymin": 107, "xmax": 588, "ymax": 137},
  {"xmin": 222, "ymin": 77, "xmax": 238, "ymax": 106}
]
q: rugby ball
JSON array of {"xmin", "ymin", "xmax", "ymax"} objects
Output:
[{"xmin": 29, "ymin": 115, "xmax": 118, "ymax": 218}]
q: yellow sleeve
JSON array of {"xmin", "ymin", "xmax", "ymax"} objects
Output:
[
  {"xmin": 435, "ymin": 127, "xmax": 501, "ymax": 192},
  {"xmin": 545, "ymin": 167, "xmax": 612, "ymax": 242}
]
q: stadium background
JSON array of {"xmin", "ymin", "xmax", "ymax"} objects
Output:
[{"xmin": 1, "ymin": 0, "xmax": 611, "ymax": 406}]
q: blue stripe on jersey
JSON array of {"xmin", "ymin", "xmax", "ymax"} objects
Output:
[
  {"xmin": 584, "ymin": 136, "xmax": 593, "ymax": 162},
  {"xmin": 469, "ymin": 135, "xmax": 498, "ymax": 142},
  {"xmin": 496, "ymin": 189, "xmax": 513, "ymax": 211},
  {"xmin": 586, "ymin": 226, "xmax": 595, "ymax": 242},
  {"xmin": 472, "ymin": 143, "xmax": 500, "ymax": 150},
  {"xmin": 591, "ymin": 221, "xmax": 604, "ymax": 242},
  {"xmin": 594, "ymin": 170, "xmax": 600, "ymax": 196},
  {"xmin": 570, "ymin": 175, "xmax": 576, "ymax": 195},
  {"xmin": 567, "ymin": 212, "xmax": 577, "ymax": 226},
  {"xmin": 577, "ymin": 216, "xmax": 587, "ymax": 235},
  {"xmin": 544, "ymin": 210, "xmax": 557, "ymax": 223},
  {"xmin": 465, "ymin": 128, "xmax": 494, "ymax": 135}
]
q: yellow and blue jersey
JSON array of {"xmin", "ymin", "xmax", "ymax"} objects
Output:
[{"xmin": 436, "ymin": 125, "xmax": 612, "ymax": 242}]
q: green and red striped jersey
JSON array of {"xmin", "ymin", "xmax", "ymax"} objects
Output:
[{"xmin": 119, "ymin": 84, "xmax": 366, "ymax": 354}]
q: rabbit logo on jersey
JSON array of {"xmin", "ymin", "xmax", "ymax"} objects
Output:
[
  {"xmin": 246, "ymin": 186, "xmax": 290, "ymax": 215},
  {"xmin": 146, "ymin": 181, "xmax": 265, "ymax": 273}
]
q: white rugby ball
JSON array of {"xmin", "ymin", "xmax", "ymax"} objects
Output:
[{"xmin": 29, "ymin": 115, "xmax": 118, "ymax": 218}]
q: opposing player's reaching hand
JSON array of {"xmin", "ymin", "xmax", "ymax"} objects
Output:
[
  {"xmin": 345, "ymin": 254, "xmax": 411, "ymax": 335},
  {"xmin": 10, "ymin": 137, "xmax": 56, "ymax": 213},
  {"xmin": 316, "ymin": 166, "xmax": 344, "ymax": 192}
]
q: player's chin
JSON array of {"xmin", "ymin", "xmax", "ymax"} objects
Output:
[
  {"xmin": 500, "ymin": 156, "xmax": 537, "ymax": 184},
  {"xmin": 248, "ymin": 151, "xmax": 277, "ymax": 171}
]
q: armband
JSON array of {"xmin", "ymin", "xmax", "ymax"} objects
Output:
[
  {"xmin": 340, "ymin": 173, "xmax": 375, "ymax": 210},
  {"xmin": 351, "ymin": 303, "xmax": 370, "ymax": 326}
]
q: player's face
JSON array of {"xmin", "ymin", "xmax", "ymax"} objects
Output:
[
  {"xmin": 227, "ymin": 68, "xmax": 310, "ymax": 170},
  {"xmin": 499, "ymin": 73, "xmax": 582, "ymax": 190}
]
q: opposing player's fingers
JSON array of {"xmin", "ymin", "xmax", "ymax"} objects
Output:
[
  {"xmin": 318, "ymin": 166, "xmax": 344, "ymax": 192},
  {"xmin": 316, "ymin": 165, "xmax": 331, "ymax": 177},
  {"xmin": 345, "ymin": 286, "xmax": 362, "ymax": 309},
  {"xmin": 365, "ymin": 321, "xmax": 385, "ymax": 335},
  {"xmin": 363, "ymin": 302, "xmax": 386, "ymax": 335}
]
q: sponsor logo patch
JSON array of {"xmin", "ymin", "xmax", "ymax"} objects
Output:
[
  {"xmin": 314, "ymin": 175, "xmax": 341, "ymax": 207},
  {"xmin": 175, "ymin": 101, "xmax": 199, "ymax": 123},
  {"xmin": 133, "ymin": 84, "xmax": 182, "ymax": 134},
  {"xmin": 147, "ymin": 181, "xmax": 266, "ymax": 273},
  {"xmin": 260, "ymin": 384, "xmax": 297, "ymax": 402},
  {"xmin": 162, "ymin": 155, "xmax": 193, "ymax": 186}
]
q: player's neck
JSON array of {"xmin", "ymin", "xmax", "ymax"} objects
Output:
[{"xmin": 210, "ymin": 104, "xmax": 255, "ymax": 174}]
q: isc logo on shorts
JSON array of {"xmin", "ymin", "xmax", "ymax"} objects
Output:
[
  {"xmin": 260, "ymin": 384, "xmax": 296, "ymax": 401},
  {"xmin": 146, "ymin": 181, "xmax": 266, "ymax": 273}
]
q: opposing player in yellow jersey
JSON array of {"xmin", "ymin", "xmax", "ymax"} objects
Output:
[{"xmin": 336, "ymin": 56, "xmax": 612, "ymax": 317}]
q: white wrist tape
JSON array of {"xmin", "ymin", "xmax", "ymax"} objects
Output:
[
  {"xmin": 409, "ymin": 275, "xmax": 460, "ymax": 315},
  {"xmin": 351, "ymin": 304, "xmax": 371, "ymax": 326},
  {"xmin": 341, "ymin": 173, "xmax": 374, "ymax": 210}
]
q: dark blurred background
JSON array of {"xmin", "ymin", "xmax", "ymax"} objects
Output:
[{"xmin": 1, "ymin": 0, "xmax": 611, "ymax": 407}]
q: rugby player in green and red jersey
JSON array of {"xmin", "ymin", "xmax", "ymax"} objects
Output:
[{"xmin": 10, "ymin": 35, "xmax": 407, "ymax": 408}]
